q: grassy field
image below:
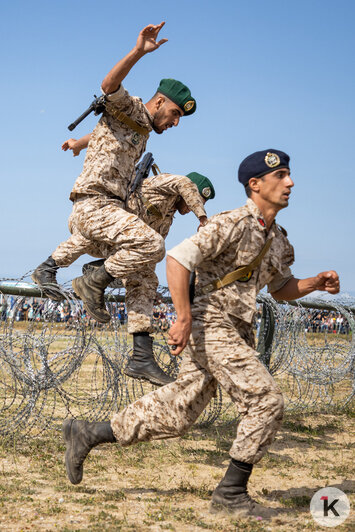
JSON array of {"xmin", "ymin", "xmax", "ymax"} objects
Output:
[
  {"xmin": 0, "ymin": 411, "xmax": 354, "ymax": 531},
  {"xmin": 0, "ymin": 323, "xmax": 354, "ymax": 530}
]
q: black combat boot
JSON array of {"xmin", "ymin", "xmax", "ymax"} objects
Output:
[
  {"xmin": 63, "ymin": 419, "xmax": 116, "ymax": 485},
  {"xmin": 210, "ymin": 459, "xmax": 279, "ymax": 518},
  {"xmin": 82, "ymin": 260, "xmax": 123, "ymax": 289},
  {"xmin": 72, "ymin": 264, "xmax": 114, "ymax": 323},
  {"xmin": 31, "ymin": 256, "xmax": 64, "ymax": 301},
  {"xmin": 124, "ymin": 332, "xmax": 175, "ymax": 386}
]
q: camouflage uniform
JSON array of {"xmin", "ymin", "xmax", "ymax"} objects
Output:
[
  {"xmin": 127, "ymin": 172, "xmax": 207, "ymax": 238},
  {"xmin": 50, "ymin": 83, "xmax": 158, "ymax": 332},
  {"xmin": 111, "ymin": 199, "xmax": 294, "ymax": 463},
  {"xmin": 52, "ymin": 170, "xmax": 207, "ymax": 333},
  {"xmin": 123, "ymin": 173, "xmax": 206, "ymax": 332}
]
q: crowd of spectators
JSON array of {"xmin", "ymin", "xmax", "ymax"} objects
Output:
[
  {"xmin": 0, "ymin": 296, "xmax": 350, "ymax": 335},
  {"xmin": 304, "ymin": 310, "xmax": 350, "ymax": 334},
  {"xmin": 0, "ymin": 295, "xmax": 177, "ymax": 331}
]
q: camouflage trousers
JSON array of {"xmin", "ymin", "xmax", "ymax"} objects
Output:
[
  {"xmin": 111, "ymin": 311, "xmax": 284, "ymax": 464},
  {"xmin": 52, "ymin": 196, "xmax": 165, "ymax": 333}
]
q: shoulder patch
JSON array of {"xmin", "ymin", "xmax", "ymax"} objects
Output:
[{"xmin": 277, "ymin": 224, "xmax": 288, "ymax": 237}]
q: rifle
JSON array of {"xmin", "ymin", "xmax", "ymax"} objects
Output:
[
  {"xmin": 68, "ymin": 94, "xmax": 106, "ymax": 131},
  {"xmin": 130, "ymin": 152, "xmax": 154, "ymax": 195}
]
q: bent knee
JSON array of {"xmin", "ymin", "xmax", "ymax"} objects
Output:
[
  {"xmin": 268, "ymin": 390, "xmax": 284, "ymax": 421},
  {"xmin": 149, "ymin": 234, "xmax": 165, "ymax": 262}
]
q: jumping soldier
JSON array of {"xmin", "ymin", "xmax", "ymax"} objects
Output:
[
  {"xmin": 32, "ymin": 21, "xmax": 198, "ymax": 385},
  {"xmin": 56, "ymin": 165, "xmax": 215, "ymax": 385}
]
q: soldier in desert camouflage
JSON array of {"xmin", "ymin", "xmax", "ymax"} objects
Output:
[
  {"xmin": 32, "ymin": 21, "xmax": 199, "ymax": 385},
  {"xmin": 62, "ymin": 149, "xmax": 340, "ymax": 519},
  {"xmin": 48, "ymin": 163, "xmax": 215, "ymax": 384}
]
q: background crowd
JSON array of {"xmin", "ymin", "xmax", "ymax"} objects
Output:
[
  {"xmin": 0, "ymin": 295, "xmax": 177, "ymax": 331},
  {"xmin": 0, "ymin": 295, "xmax": 350, "ymax": 335}
]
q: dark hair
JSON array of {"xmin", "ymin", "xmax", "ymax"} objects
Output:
[{"xmin": 245, "ymin": 175, "xmax": 264, "ymax": 197}]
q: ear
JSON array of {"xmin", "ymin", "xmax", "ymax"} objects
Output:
[
  {"xmin": 155, "ymin": 95, "xmax": 166, "ymax": 111},
  {"xmin": 248, "ymin": 177, "xmax": 260, "ymax": 192}
]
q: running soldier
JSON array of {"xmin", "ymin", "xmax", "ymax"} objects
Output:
[{"xmin": 62, "ymin": 149, "xmax": 339, "ymax": 517}]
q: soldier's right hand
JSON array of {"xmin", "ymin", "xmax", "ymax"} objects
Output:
[
  {"xmin": 197, "ymin": 216, "xmax": 208, "ymax": 231},
  {"xmin": 168, "ymin": 318, "xmax": 192, "ymax": 356},
  {"xmin": 135, "ymin": 22, "xmax": 168, "ymax": 54},
  {"xmin": 62, "ymin": 139, "xmax": 81, "ymax": 157}
]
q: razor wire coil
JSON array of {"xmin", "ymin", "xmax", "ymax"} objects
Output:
[{"xmin": 0, "ymin": 276, "xmax": 354, "ymax": 438}]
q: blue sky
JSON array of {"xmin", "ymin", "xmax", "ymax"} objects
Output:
[{"xmin": 1, "ymin": 0, "xmax": 354, "ymax": 293}]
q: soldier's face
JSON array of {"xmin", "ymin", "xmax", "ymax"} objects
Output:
[
  {"xmin": 152, "ymin": 99, "xmax": 183, "ymax": 134},
  {"xmin": 258, "ymin": 169, "xmax": 294, "ymax": 209}
]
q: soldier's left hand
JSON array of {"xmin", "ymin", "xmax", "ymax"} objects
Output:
[
  {"xmin": 314, "ymin": 270, "xmax": 340, "ymax": 294},
  {"xmin": 136, "ymin": 22, "xmax": 168, "ymax": 54}
]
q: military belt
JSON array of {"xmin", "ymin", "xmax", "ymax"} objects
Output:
[
  {"xmin": 200, "ymin": 238, "xmax": 273, "ymax": 295},
  {"xmin": 105, "ymin": 103, "xmax": 150, "ymax": 137}
]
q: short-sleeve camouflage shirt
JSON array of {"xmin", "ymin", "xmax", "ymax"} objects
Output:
[
  {"xmin": 70, "ymin": 84, "xmax": 153, "ymax": 202},
  {"xmin": 168, "ymin": 198, "xmax": 295, "ymax": 323}
]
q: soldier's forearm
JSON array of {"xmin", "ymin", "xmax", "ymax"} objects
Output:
[
  {"xmin": 76, "ymin": 133, "xmax": 92, "ymax": 150},
  {"xmin": 271, "ymin": 276, "xmax": 318, "ymax": 301},
  {"xmin": 101, "ymin": 47, "xmax": 145, "ymax": 94},
  {"xmin": 166, "ymin": 256, "xmax": 191, "ymax": 321}
]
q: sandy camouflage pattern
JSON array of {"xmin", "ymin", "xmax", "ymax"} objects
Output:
[
  {"xmin": 53, "ymin": 196, "xmax": 164, "ymax": 332},
  {"xmin": 127, "ymin": 173, "xmax": 207, "ymax": 238},
  {"xmin": 53, "ymin": 175, "xmax": 207, "ymax": 332},
  {"xmin": 188, "ymin": 198, "xmax": 295, "ymax": 323},
  {"xmin": 110, "ymin": 199, "xmax": 292, "ymax": 461},
  {"xmin": 111, "ymin": 315, "xmax": 284, "ymax": 464},
  {"xmin": 69, "ymin": 84, "xmax": 153, "ymax": 202}
]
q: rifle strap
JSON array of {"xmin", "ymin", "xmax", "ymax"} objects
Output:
[
  {"xmin": 200, "ymin": 238, "xmax": 273, "ymax": 295},
  {"xmin": 105, "ymin": 103, "xmax": 150, "ymax": 137}
]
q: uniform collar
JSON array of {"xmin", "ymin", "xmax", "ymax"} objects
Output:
[
  {"xmin": 144, "ymin": 105, "xmax": 154, "ymax": 129},
  {"xmin": 246, "ymin": 198, "xmax": 277, "ymax": 235},
  {"xmin": 246, "ymin": 198, "xmax": 267, "ymax": 231}
]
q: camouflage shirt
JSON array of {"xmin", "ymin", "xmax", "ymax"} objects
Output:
[
  {"xmin": 127, "ymin": 173, "xmax": 207, "ymax": 238},
  {"xmin": 70, "ymin": 84, "xmax": 153, "ymax": 202},
  {"xmin": 167, "ymin": 198, "xmax": 295, "ymax": 323}
]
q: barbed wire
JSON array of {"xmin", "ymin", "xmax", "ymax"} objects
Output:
[{"xmin": 0, "ymin": 276, "xmax": 354, "ymax": 438}]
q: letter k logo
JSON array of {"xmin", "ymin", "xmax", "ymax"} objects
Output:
[{"xmin": 321, "ymin": 496, "xmax": 340, "ymax": 517}]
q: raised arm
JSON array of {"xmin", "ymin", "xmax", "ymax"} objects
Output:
[
  {"xmin": 166, "ymin": 256, "xmax": 192, "ymax": 355},
  {"xmin": 271, "ymin": 270, "xmax": 340, "ymax": 301},
  {"xmin": 101, "ymin": 22, "xmax": 168, "ymax": 94}
]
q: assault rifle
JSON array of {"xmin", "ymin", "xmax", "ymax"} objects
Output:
[
  {"xmin": 68, "ymin": 94, "xmax": 106, "ymax": 131},
  {"xmin": 129, "ymin": 152, "xmax": 154, "ymax": 195}
]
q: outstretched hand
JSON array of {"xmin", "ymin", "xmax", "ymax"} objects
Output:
[
  {"xmin": 136, "ymin": 22, "xmax": 168, "ymax": 54},
  {"xmin": 314, "ymin": 271, "xmax": 340, "ymax": 294},
  {"xmin": 62, "ymin": 139, "xmax": 80, "ymax": 157}
]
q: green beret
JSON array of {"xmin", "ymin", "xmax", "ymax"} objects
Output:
[
  {"xmin": 186, "ymin": 172, "xmax": 215, "ymax": 200},
  {"xmin": 157, "ymin": 78, "xmax": 196, "ymax": 115}
]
